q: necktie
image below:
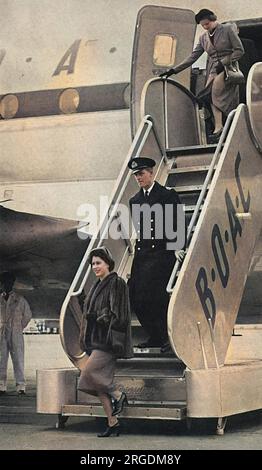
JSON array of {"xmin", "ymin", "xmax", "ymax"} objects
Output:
[{"xmin": 145, "ymin": 190, "xmax": 149, "ymax": 200}]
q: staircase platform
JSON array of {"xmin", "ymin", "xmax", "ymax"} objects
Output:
[
  {"xmin": 78, "ymin": 357, "xmax": 186, "ymax": 405},
  {"xmin": 62, "ymin": 402, "xmax": 187, "ymax": 421},
  {"xmin": 186, "ymin": 360, "xmax": 262, "ymax": 418}
]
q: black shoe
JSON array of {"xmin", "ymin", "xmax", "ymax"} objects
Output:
[
  {"xmin": 112, "ymin": 392, "xmax": 128, "ymax": 416},
  {"xmin": 0, "ymin": 391, "xmax": 6, "ymax": 396},
  {"xmin": 17, "ymin": 390, "xmax": 26, "ymax": 395},
  {"xmin": 208, "ymin": 128, "xmax": 223, "ymax": 144},
  {"xmin": 97, "ymin": 422, "xmax": 120, "ymax": 438}
]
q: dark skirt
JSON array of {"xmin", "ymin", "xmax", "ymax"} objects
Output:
[{"xmin": 78, "ymin": 349, "xmax": 116, "ymax": 397}]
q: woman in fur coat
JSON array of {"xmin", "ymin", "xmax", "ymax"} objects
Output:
[{"xmin": 78, "ymin": 246, "xmax": 133, "ymax": 437}]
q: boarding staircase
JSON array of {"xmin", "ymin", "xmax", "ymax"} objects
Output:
[{"xmin": 37, "ymin": 64, "xmax": 262, "ymax": 434}]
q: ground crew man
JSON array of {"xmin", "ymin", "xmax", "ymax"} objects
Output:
[{"xmin": 0, "ymin": 272, "xmax": 32, "ymax": 394}]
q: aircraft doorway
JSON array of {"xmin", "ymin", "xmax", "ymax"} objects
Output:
[{"xmin": 237, "ymin": 18, "xmax": 262, "ymax": 103}]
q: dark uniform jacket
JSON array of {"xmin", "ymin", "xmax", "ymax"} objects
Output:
[
  {"xmin": 129, "ymin": 181, "xmax": 182, "ymax": 304},
  {"xmin": 79, "ymin": 272, "xmax": 133, "ymax": 358},
  {"xmin": 128, "ymin": 181, "xmax": 183, "ymax": 343},
  {"xmin": 129, "ymin": 181, "xmax": 181, "ymax": 252}
]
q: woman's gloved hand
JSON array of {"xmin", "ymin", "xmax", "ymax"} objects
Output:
[{"xmin": 159, "ymin": 68, "xmax": 176, "ymax": 78}]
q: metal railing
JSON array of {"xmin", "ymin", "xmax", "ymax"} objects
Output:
[
  {"xmin": 166, "ymin": 109, "xmax": 236, "ymax": 293},
  {"xmin": 60, "ymin": 114, "xmax": 166, "ymax": 358},
  {"xmin": 140, "ymin": 76, "xmax": 203, "ymax": 150},
  {"xmin": 162, "ymin": 77, "xmax": 203, "ymax": 149}
]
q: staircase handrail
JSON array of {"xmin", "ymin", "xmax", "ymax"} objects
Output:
[
  {"xmin": 140, "ymin": 76, "xmax": 203, "ymax": 149},
  {"xmin": 60, "ymin": 114, "xmax": 165, "ymax": 353},
  {"xmin": 166, "ymin": 109, "xmax": 236, "ymax": 293}
]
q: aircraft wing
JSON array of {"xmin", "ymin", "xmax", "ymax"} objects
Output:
[{"xmin": 0, "ymin": 205, "xmax": 90, "ymax": 317}]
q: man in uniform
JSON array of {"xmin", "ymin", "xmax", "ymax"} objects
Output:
[
  {"xmin": 128, "ymin": 157, "xmax": 185, "ymax": 352},
  {"xmin": 0, "ymin": 272, "xmax": 32, "ymax": 395}
]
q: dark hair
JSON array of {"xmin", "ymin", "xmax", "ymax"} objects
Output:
[
  {"xmin": 88, "ymin": 247, "xmax": 115, "ymax": 272},
  {"xmin": 195, "ymin": 9, "xmax": 217, "ymax": 24},
  {"xmin": 0, "ymin": 271, "xmax": 16, "ymax": 287}
]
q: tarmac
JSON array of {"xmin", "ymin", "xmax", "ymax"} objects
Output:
[{"xmin": 0, "ymin": 381, "xmax": 261, "ymax": 451}]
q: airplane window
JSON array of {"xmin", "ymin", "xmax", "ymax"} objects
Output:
[
  {"xmin": 59, "ymin": 88, "xmax": 80, "ymax": 114},
  {"xmin": 153, "ymin": 34, "xmax": 177, "ymax": 67},
  {"xmin": 0, "ymin": 94, "xmax": 19, "ymax": 119}
]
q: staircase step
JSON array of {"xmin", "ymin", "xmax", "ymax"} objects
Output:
[
  {"xmin": 132, "ymin": 349, "xmax": 179, "ymax": 359},
  {"xmin": 77, "ymin": 358, "xmax": 186, "ymax": 404},
  {"xmin": 168, "ymin": 165, "xmax": 211, "ymax": 174},
  {"xmin": 62, "ymin": 403, "xmax": 187, "ymax": 420},
  {"xmin": 166, "ymin": 172, "xmax": 210, "ymax": 189},
  {"xmin": 184, "ymin": 204, "xmax": 203, "ymax": 212},
  {"xmin": 166, "ymin": 144, "xmax": 216, "ymax": 157},
  {"xmin": 177, "ymin": 193, "xmax": 203, "ymax": 205},
  {"xmin": 173, "ymin": 154, "xmax": 214, "ymax": 168},
  {"xmin": 172, "ymin": 184, "xmax": 208, "ymax": 193},
  {"xmin": 115, "ymin": 366, "xmax": 184, "ymax": 377},
  {"xmin": 118, "ymin": 356, "xmax": 183, "ymax": 364}
]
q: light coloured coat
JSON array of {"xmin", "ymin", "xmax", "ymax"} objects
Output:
[
  {"xmin": 0, "ymin": 292, "xmax": 32, "ymax": 390},
  {"xmin": 0, "ymin": 292, "xmax": 32, "ymax": 335},
  {"xmin": 173, "ymin": 23, "xmax": 244, "ymax": 114}
]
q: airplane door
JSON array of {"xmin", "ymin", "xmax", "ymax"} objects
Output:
[{"xmin": 131, "ymin": 6, "xmax": 196, "ymax": 136}]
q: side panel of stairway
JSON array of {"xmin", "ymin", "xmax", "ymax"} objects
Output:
[
  {"xmin": 238, "ymin": 63, "xmax": 262, "ymax": 322},
  {"xmin": 168, "ymin": 105, "xmax": 262, "ymax": 369}
]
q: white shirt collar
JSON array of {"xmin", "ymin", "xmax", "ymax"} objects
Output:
[
  {"xmin": 143, "ymin": 181, "xmax": 155, "ymax": 196},
  {"xmin": 1, "ymin": 290, "xmax": 14, "ymax": 301}
]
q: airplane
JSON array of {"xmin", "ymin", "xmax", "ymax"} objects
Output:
[{"xmin": 0, "ymin": 0, "xmax": 261, "ymax": 320}]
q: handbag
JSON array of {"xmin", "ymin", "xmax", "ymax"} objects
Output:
[
  {"xmin": 106, "ymin": 317, "xmax": 125, "ymax": 355},
  {"xmin": 224, "ymin": 61, "xmax": 245, "ymax": 85}
]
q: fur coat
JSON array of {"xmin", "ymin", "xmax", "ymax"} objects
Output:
[{"xmin": 79, "ymin": 272, "xmax": 133, "ymax": 358}]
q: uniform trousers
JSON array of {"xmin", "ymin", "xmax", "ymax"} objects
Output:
[{"xmin": 129, "ymin": 248, "xmax": 175, "ymax": 345}]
